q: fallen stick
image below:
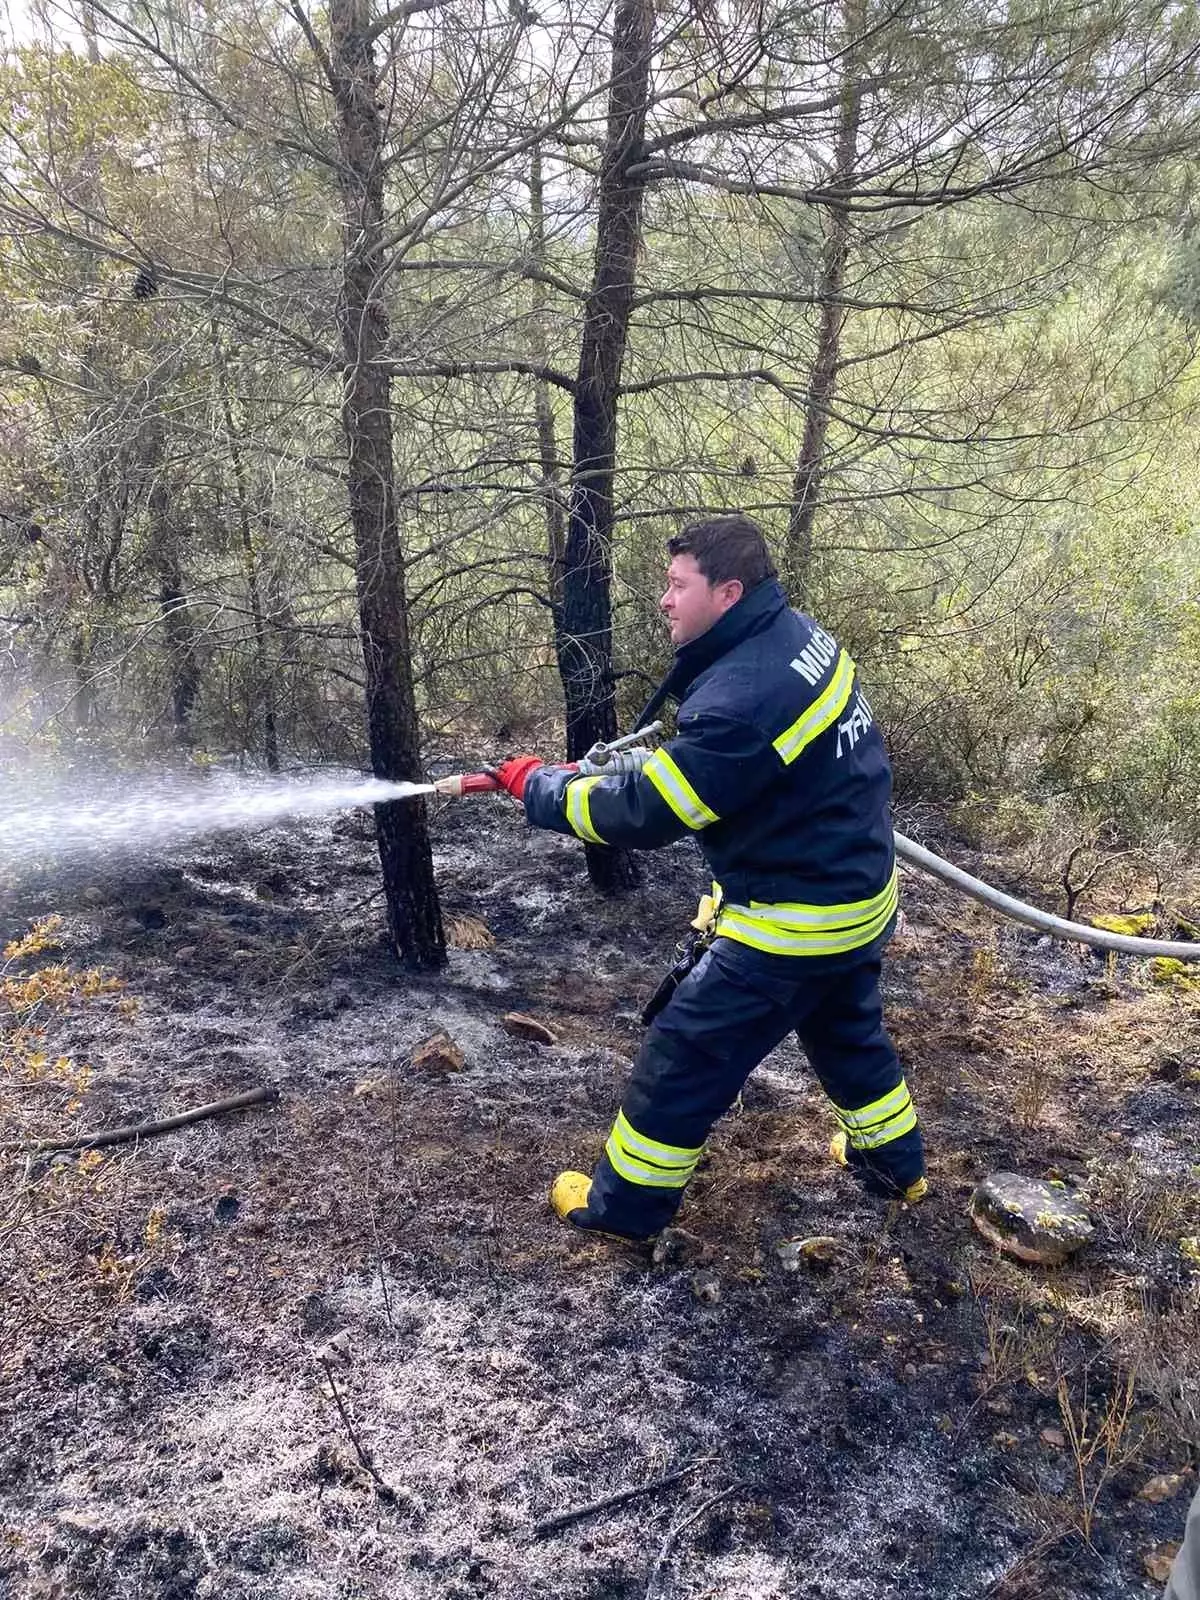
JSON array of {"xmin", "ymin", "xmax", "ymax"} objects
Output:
[
  {"xmin": 530, "ymin": 1455, "xmax": 716, "ymax": 1540},
  {"xmin": 644, "ymin": 1482, "xmax": 748, "ymax": 1600},
  {"xmin": 10, "ymin": 1086, "xmax": 279, "ymax": 1155},
  {"xmin": 318, "ymin": 1356, "xmax": 400, "ymax": 1505}
]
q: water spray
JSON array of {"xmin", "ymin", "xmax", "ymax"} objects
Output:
[
  {"xmin": 0, "ymin": 772, "xmax": 435, "ymax": 866},
  {"xmin": 0, "ymin": 727, "xmax": 668, "ymax": 870}
]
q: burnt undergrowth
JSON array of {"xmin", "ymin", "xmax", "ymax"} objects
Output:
[{"xmin": 1, "ymin": 794, "xmax": 1198, "ymax": 1599}]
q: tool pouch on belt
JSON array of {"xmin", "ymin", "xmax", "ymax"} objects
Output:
[{"xmin": 640, "ymin": 892, "xmax": 719, "ymax": 1026}]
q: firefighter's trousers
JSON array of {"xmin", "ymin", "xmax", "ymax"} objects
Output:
[{"xmin": 586, "ymin": 936, "xmax": 925, "ymax": 1238}]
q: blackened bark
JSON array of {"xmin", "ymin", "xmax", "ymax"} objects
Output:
[
  {"xmin": 142, "ymin": 417, "xmax": 199, "ymax": 747},
  {"xmin": 214, "ymin": 330, "xmax": 279, "ymax": 771},
  {"xmin": 559, "ymin": 0, "xmax": 654, "ymax": 893},
  {"xmin": 149, "ymin": 486, "xmax": 200, "ymax": 745},
  {"xmin": 328, "ymin": 0, "xmax": 445, "ymax": 968},
  {"xmin": 529, "ymin": 148, "xmax": 567, "ymax": 613},
  {"xmin": 69, "ymin": 625, "xmax": 97, "ymax": 732},
  {"xmin": 787, "ymin": 8, "xmax": 864, "ymax": 604}
]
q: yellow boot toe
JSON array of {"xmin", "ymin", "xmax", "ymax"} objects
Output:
[
  {"xmin": 550, "ymin": 1170, "xmax": 592, "ymax": 1223},
  {"xmin": 829, "ymin": 1129, "xmax": 927, "ymax": 1202}
]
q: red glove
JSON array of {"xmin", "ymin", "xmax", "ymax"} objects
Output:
[{"xmin": 494, "ymin": 754, "xmax": 544, "ymax": 801}]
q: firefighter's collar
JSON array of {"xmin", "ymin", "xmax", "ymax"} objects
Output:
[{"xmin": 664, "ymin": 578, "xmax": 787, "ymax": 696}]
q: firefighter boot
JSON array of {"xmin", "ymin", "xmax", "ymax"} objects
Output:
[
  {"xmin": 549, "ymin": 1172, "xmax": 656, "ymax": 1242},
  {"xmin": 830, "ymin": 1130, "xmax": 928, "ymax": 1203}
]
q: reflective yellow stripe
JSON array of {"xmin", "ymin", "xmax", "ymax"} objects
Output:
[
  {"xmin": 564, "ymin": 776, "xmax": 605, "ymax": 845},
  {"xmin": 718, "ymin": 900, "xmax": 894, "ymax": 956},
  {"xmin": 717, "ymin": 869, "xmax": 898, "ymax": 956},
  {"xmin": 614, "ymin": 1109, "xmax": 701, "ymax": 1165},
  {"xmin": 854, "ymin": 1106, "xmax": 918, "ymax": 1150},
  {"xmin": 773, "ymin": 650, "xmax": 856, "ymax": 765},
  {"xmin": 604, "ymin": 1109, "xmax": 703, "ymax": 1189},
  {"xmin": 836, "ymin": 1081, "xmax": 910, "ymax": 1132},
  {"xmin": 606, "ymin": 1143, "xmax": 692, "ymax": 1187},
  {"xmin": 845, "ymin": 1104, "xmax": 917, "ymax": 1150},
  {"xmin": 833, "ymin": 1080, "xmax": 917, "ymax": 1151},
  {"xmin": 746, "ymin": 870, "xmax": 900, "ymax": 929},
  {"xmin": 644, "ymin": 749, "xmax": 719, "ymax": 830}
]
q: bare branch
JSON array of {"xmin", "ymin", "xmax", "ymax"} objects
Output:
[{"xmin": 363, "ymin": 0, "xmax": 447, "ymax": 45}]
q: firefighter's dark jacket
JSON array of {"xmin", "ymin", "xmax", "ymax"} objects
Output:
[{"xmin": 524, "ymin": 579, "xmax": 898, "ymax": 964}]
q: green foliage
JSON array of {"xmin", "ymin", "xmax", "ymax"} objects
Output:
[{"xmin": 1, "ymin": 0, "xmax": 1199, "ymax": 878}]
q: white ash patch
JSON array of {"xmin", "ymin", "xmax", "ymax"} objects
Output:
[
  {"xmin": 444, "ymin": 948, "xmax": 509, "ymax": 990},
  {"xmin": 509, "ymin": 880, "xmax": 572, "ymax": 929},
  {"xmin": 783, "ymin": 1441, "xmax": 991, "ymax": 1595},
  {"xmin": 749, "ymin": 1056, "xmax": 810, "ymax": 1098},
  {"xmin": 172, "ymin": 1374, "xmax": 323, "ymax": 1507},
  {"xmin": 422, "ymin": 1002, "xmax": 509, "ymax": 1064},
  {"xmin": 665, "ymin": 1548, "xmax": 793, "ymax": 1599},
  {"xmin": 1127, "ymin": 1131, "xmax": 1197, "ymax": 1177}
]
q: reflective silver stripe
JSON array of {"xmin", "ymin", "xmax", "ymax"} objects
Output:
[
  {"xmin": 613, "ymin": 1109, "xmax": 701, "ymax": 1165},
  {"xmin": 564, "ymin": 776, "xmax": 605, "ymax": 844},
  {"xmin": 605, "ymin": 1140, "xmax": 694, "ymax": 1187},
  {"xmin": 851, "ymin": 1104, "xmax": 918, "ymax": 1150},
  {"xmin": 774, "ymin": 651, "xmax": 855, "ymax": 765},
  {"xmin": 718, "ymin": 908, "xmax": 894, "ymax": 956},
  {"xmin": 743, "ymin": 870, "xmax": 900, "ymax": 930},
  {"xmin": 643, "ymin": 749, "xmax": 719, "ymax": 830}
]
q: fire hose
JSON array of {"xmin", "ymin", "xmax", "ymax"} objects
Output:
[{"xmin": 429, "ymin": 728, "xmax": 1200, "ymax": 963}]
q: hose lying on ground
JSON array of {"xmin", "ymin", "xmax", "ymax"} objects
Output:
[{"xmin": 894, "ymin": 831, "xmax": 1200, "ymax": 962}]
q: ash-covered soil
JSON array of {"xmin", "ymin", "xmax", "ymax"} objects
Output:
[{"xmin": 1, "ymin": 794, "xmax": 1198, "ymax": 1600}]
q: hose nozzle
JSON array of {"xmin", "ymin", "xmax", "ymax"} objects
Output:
[{"xmin": 433, "ymin": 770, "xmax": 501, "ymax": 797}]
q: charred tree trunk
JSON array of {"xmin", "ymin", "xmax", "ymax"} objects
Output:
[
  {"xmin": 529, "ymin": 148, "xmax": 567, "ymax": 614},
  {"xmin": 149, "ymin": 493, "xmax": 200, "ymax": 745},
  {"xmin": 69, "ymin": 624, "xmax": 97, "ymax": 732},
  {"xmin": 328, "ymin": 0, "xmax": 445, "ymax": 968},
  {"xmin": 213, "ymin": 329, "xmax": 279, "ymax": 771},
  {"xmin": 559, "ymin": 0, "xmax": 653, "ymax": 893},
  {"xmin": 141, "ymin": 416, "xmax": 200, "ymax": 747},
  {"xmin": 786, "ymin": 6, "xmax": 864, "ymax": 603}
]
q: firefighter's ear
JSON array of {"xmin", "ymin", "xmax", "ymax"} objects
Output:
[{"xmin": 716, "ymin": 577, "xmax": 743, "ymax": 612}]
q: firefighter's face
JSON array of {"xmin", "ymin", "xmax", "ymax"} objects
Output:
[{"xmin": 660, "ymin": 555, "xmax": 743, "ymax": 646}]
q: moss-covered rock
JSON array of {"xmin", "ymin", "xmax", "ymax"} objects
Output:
[
  {"xmin": 1148, "ymin": 956, "xmax": 1200, "ymax": 992},
  {"xmin": 969, "ymin": 1171, "xmax": 1095, "ymax": 1265},
  {"xmin": 1091, "ymin": 911, "xmax": 1155, "ymax": 937}
]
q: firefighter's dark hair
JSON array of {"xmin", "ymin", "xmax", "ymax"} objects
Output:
[{"xmin": 666, "ymin": 513, "xmax": 777, "ymax": 591}]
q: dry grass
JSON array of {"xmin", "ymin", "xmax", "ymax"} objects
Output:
[
  {"xmin": 0, "ymin": 920, "xmax": 166, "ymax": 1376},
  {"xmin": 1011, "ymin": 1046, "xmax": 1056, "ymax": 1130},
  {"xmin": 968, "ymin": 1258, "xmax": 1066, "ymax": 1393},
  {"xmin": 445, "ymin": 914, "xmax": 496, "ymax": 950},
  {"xmin": 1055, "ymin": 1362, "xmax": 1154, "ymax": 1543},
  {"xmin": 1126, "ymin": 1297, "xmax": 1200, "ymax": 1449},
  {"xmin": 912, "ymin": 868, "xmax": 1200, "ymax": 1554}
]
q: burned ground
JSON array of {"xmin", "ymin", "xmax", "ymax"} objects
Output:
[{"xmin": 1, "ymin": 794, "xmax": 1198, "ymax": 1599}]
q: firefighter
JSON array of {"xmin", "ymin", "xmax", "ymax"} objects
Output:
[{"xmin": 494, "ymin": 514, "xmax": 927, "ymax": 1240}]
